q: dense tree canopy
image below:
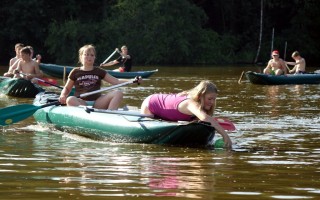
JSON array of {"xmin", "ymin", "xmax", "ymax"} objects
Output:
[{"xmin": 0, "ymin": 0, "xmax": 319, "ymax": 66}]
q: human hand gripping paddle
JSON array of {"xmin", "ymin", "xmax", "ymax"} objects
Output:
[{"xmin": 0, "ymin": 78, "xmax": 141, "ymax": 126}]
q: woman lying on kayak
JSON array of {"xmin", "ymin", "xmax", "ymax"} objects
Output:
[
  {"xmin": 140, "ymin": 80, "xmax": 232, "ymax": 148},
  {"xmin": 59, "ymin": 44, "xmax": 141, "ymax": 110}
]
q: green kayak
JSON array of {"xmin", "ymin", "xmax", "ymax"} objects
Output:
[
  {"xmin": 0, "ymin": 78, "xmax": 44, "ymax": 98},
  {"xmin": 39, "ymin": 63, "xmax": 158, "ymax": 79},
  {"xmin": 33, "ymin": 92, "xmax": 215, "ymax": 147}
]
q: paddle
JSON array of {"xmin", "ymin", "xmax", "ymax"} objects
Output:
[
  {"xmin": 33, "ymin": 77, "xmax": 62, "ymax": 88},
  {"xmin": 238, "ymin": 71, "xmax": 245, "ymax": 84},
  {"xmin": 16, "ymin": 72, "xmax": 60, "ymax": 88},
  {"xmin": 0, "ymin": 75, "xmax": 60, "ymax": 89},
  {"xmin": 101, "ymin": 48, "xmax": 120, "ymax": 65},
  {"xmin": 84, "ymin": 107, "xmax": 236, "ymax": 131},
  {"xmin": 0, "ymin": 101, "xmax": 60, "ymax": 126},
  {"xmin": 79, "ymin": 78, "xmax": 139, "ymax": 98}
]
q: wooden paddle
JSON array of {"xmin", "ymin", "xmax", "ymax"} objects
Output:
[
  {"xmin": 238, "ymin": 71, "xmax": 245, "ymax": 84},
  {"xmin": 0, "ymin": 101, "xmax": 60, "ymax": 126}
]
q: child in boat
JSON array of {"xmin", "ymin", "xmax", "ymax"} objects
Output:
[
  {"xmin": 263, "ymin": 50, "xmax": 288, "ymax": 76},
  {"xmin": 100, "ymin": 45, "xmax": 132, "ymax": 72},
  {"xmin": 286, "ymin": 51, "xmax": 306, "ymax": 74},
  {"xmin": 13, "ymin": 46, "xmax": 43, "ymax": 80},
  {"xmin": 140, "ymin": 80, "xmax": 232, "ymax": 149},
  {"xmin": 59, "ymin": 44, "xmax": 141, "ymax": 110},
  {"xmin": 3, "ymin": 43, "xmax": 24, "ymax": 77}
]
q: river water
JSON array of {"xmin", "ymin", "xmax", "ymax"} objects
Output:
[{"xmin": 0, "ymin": 65, "xmax": 319, "ymax": 199}]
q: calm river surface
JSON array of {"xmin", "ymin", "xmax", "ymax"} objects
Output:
[{"xmin": 0, "ymin": 65, "xmax": 319, "ymax": 199}]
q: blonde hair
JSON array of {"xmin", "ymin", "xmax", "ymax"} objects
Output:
[
  {"xmin": 15, "ymin": 43, "xmax": 24, "ymax": 50},
  {"xmin": 179, "ymin": 80, "xmax": 218, "ymax": 116},
  {"xmin": 78, "ymin": 44, "xmax": 96, "ymax": 65},
  {"xmin": 292, "ymin": 51, "xmax": 300, "ymax": 58}
]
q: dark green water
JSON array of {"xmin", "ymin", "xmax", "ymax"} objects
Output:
[{"xmin": 0, "ymin": 65, "xmax": 319, "ymax": 199}]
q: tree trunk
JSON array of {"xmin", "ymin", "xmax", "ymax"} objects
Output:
[{"xmin": 254, "ymin": 0, "xmax": 264, "ymax": 64}]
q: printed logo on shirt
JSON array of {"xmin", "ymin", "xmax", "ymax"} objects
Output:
[{"xmin": 77, "ymin": 75, "xmax": 99, "ymax": 87}]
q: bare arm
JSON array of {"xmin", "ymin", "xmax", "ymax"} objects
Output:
[
  {"xmin": 103, "ymin": 73, "xmax": 129, "ymax": 85},
  {"xmin": 287, "ymin": 58, "xmax": 305, "ymax": 65},
  {"xmin": 280, "ymin": 59, "xmax": 288, "ymax": 74},
  {"xmin": 59, "ymin": 79, "xmax": 74, "ymax": 104},
  {"xmin": 286, "ymin": 61, "xmax": 296, "ymax": 66},
  {"xmin": 265, "ymin": 60, "xmax": 272, "ymax": 69},
  {"xmin": 8, "ymin": 59, "xmax": 20, "ymax": 73},
  {"xmin": 100, "ymin": 60, "xmax": 119, "ymax": 67},
  {"xmin": 183, "ymin": 101, "xmax": 232, "ymax": 148},
  {"xmin": 32, "ymin": 62, "xmax": 43, "ymax": 78},
  {"xmin": 289, "ymin": 65, "xmax": 297, "ymax": 73},
  {"xmin": 103, "ymin": 73, "xmax": 142, "ymax": 89}
]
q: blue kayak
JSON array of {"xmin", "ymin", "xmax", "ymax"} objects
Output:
[
  {"xmin": 245, "ymin": 71, "xmax": 320, "ymax": 85},
  {"xmin": 39, "ymin": 63, "xmax": 158, "ymax": 79}
]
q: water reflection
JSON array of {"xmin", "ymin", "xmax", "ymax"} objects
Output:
[
  {"xmin": 264, "ymin": 85, "xmax": 281, "ymax": 116},
  {"xmin": 1, "ymin": 65, "xmax": 320, "ymax": 199},
  {"xmin": 147, "ymin": 158, "xmax": 180, "ymax": 197}
]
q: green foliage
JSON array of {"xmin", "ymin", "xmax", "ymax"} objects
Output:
[{"xmin": 0, "ymin": 0, "xmax": 319, "ymax": 65}]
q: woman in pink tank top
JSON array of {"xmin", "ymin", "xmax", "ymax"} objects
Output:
[{"xmin": 141, "ymin": 80, "xmax": 232, "ymax": 149}]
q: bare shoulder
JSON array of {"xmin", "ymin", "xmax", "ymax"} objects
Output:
[{"xmin": 32, "ymin": 60, "xmax": 39, "ymax": 66}]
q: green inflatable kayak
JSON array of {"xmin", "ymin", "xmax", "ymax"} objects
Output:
[
  {"xmin": 33, "ymin": 92, "xmax": 215, "ymax": 147},
  {"xmin": 0, "ymin": 78, "xmax": 44, "ymax": 98}
]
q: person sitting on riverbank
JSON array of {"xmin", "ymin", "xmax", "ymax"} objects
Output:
[
  {"xmin": 3, "ymin": 43, "xmax": 24, "ymax": 77},
  {"xmin": 100, "ymin": 45, "xmax": 132, "ymax": 72},
  {"xmin": 140, "ymin": 80, "xmax": 232, "ymax": 149},
  {"xmin": 263, "ymin": 50, "xmax": 287, "ymax": 75},
  {"xmin": 286, "ymin": 51, "xmax": 306, "ymax": 74},
  {"xmin": 13, "ymin": 47, "xmax": 43, "ymax": 80}
]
